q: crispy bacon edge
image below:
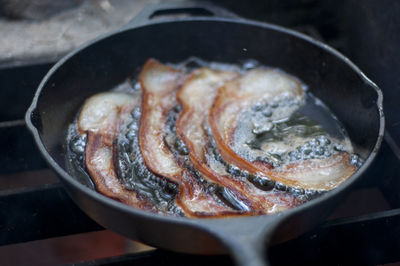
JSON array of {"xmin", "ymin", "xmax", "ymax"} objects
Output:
[
  {"xmin": 176, "ymin": 68, "xmax": 304, "ymax": 213},
  {"xmin": 209, "ymin": 69, "xmax": 357, "ymax": 192},
  {"xmin": 82, "ymin": 93, "xmax": 157, "ymax": 212},
  {"xmin": 138, "ymin": 59, "xmax": 245, "ymax": 218}
]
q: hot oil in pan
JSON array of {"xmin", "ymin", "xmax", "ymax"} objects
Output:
[
  {"xmin": 65, "ymin": 58, "xmax": 363, "ymax": 217},
  {"xmin": 234, "ymin": 93, "xmax": 357, "ymax": 168}
]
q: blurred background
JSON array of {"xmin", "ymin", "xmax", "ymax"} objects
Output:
[
  {"xmin": 0, "ymin": 0, "xmax": 399, "ymax": 144},
  {"xmin": 0, "ymin": 0, "xmax": 399, "ymax": 265}
]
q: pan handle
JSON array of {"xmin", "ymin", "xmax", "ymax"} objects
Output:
[
  {"xmin": 200, "ymin": 214, "xmax": 289, "ymax": 266},
  {"xmin": 126, "ymin": 1, "xmax": 239, "ymax": 28}
]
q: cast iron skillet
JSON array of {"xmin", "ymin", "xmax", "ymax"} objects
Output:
[{"xmin": 25, "ymin": 2, "xmax": 384, "ymax": 266}]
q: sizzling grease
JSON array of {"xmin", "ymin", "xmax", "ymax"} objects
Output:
[{"xmin": 66, "ymin": 58, "xmax": 362, "ymax": 217}]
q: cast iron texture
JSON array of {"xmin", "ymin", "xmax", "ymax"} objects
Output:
[{"xmin": 25, "ymin": 2, "xmax": 384, "ymax": 266}]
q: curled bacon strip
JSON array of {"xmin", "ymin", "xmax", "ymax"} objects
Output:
[
  {"xmin": 176, "ymin": 68, "xmax": 303, "ymax": 213},
  {"xmin": 79, "ymin": 92, "xmax": 156, "ymax": 211},
  {"xmin": 77, "ymin": 61, "xmax": 357, "ymax": 217},
  {"xmin": 139, "ymin": 59, "xmax": 241, "ymax": 217},
  {"xmin": 270, "ymin": 153, "xmax": 356, "ymax": 190},
  {"xmin": 209, "ymin": 69, "xmax": 356, "ymax": 191}
]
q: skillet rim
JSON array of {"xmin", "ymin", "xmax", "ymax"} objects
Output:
[{"xmin": 25, "ymin": 16, "xmax": 385, "ymax": 228}]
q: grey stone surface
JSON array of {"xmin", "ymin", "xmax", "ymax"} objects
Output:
[{"xmin": 0, "ymin": 0, "xmax": 181, "ymax": 66}]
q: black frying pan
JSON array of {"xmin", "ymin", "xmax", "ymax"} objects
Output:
[{"xmin": 25, "ymin": 2, "xmax": 384, "ymax": 266}]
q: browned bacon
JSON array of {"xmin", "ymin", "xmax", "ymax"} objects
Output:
[
  {"xmin": 77, "ymin": 60, "xmax": 358, "ymax": 217},
  {"xmin": 269, "ymin": 153, "xmax": 356, "ymax": 190},
  {"xmin": 139, "ymin": 59, "xmax": 242, "ymax": 217},
  {"xmin": 176, "ymin": 68, "xmax": 304, "ymax": 213},
  {"xmin": 209, "ymin": 68, "xmax": 356, "ymax": 192},
  {"xmin": 80, "ymin": 92, "xmax": 156, "ymax": 211}
]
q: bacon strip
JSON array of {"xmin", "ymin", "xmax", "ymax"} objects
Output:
[
  {"xmin": 176, "ymin": 68, "xmax": 303, "ymax": 212},
  {"xmin": 80, "ymin": 92, "xmax": 156, "ymax": 211},
  {"xmin": 139, "ymin": 59, "xmax": 241, "ymax": 217},
  {"xmin": 85, "ymin": 132, "xmax": 155, "ymax": 210},
  {"xmin": 78, "ymin": 92, "xmax": 134, "ymax": 144},
  {"xmin": 269, "ymin": 153, "xmax": 356, "ymax": 190},
  {"xmin": 209, "ymin": 69, "xmax": 356, "ymax": 191}
]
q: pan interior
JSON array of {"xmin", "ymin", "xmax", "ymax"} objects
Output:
[{"xmin": 33, "ymin": 19, "xmax": 381, "ymax": 202}]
